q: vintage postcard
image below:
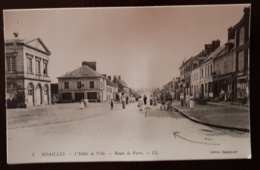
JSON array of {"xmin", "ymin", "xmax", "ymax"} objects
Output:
[{"xmin": 4, "ymin": 4, "xmax": 251, "ymax": 164}]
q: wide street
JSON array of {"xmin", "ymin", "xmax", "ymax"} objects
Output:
[{"xmin": 7, "ymin": 99, "xmax": 250, "ymax": 163}]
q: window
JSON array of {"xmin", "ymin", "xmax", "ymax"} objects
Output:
[
  {"xmin": 201, "ymin": 69, "xmax": 204, "ymax": 78},
  {"xmin": 238, "ymin": 51, "xmax": 244, "ymax": 71},
  {"xmin": 100, "ymin": 81, "xmax": 103, "ymax": 89},
  {"xmin": 64, "ymin": 82, "xmax": 69, "ymax": 89},
  {"xmin": 210, "ymin": 65, "xmax": 213, "ymax": 74},
  {"xmin": 90, "ymin": 81, "xmax": 94, "ymax": 88},
  {"xmin": 43, "ymin": 62, "xmax": 48, "ymax": 76},
  {"xmin": 28, "ymin": 83, "xmax": 33, "ymax": 95},
  {"xmin": 7, "ymin": 83, "xmax": 17, "ymax": 90},
  {"xmin": 208, "ymin": 65, "xmax": 210, "ymax": 77},
  {"xmin": 239, "ymin": 27, "xmax": 245, "ymax": 46},
  {"xmin": 205, "ymin": 67, "xmax": 208, "ymax": 77},
  {"xmin": 77, "ymin": 82, "xmax": 82, "ymax": 89},
  {"xmin": 6, "ymin": 56, "xmax": 16, "ymax": 72},
  {"xmin": 27, "ymin": 57, "xmax": 33, "ymax": 74},
  {"xmin": 36, "ymin": 60, "xmax": 41, "ymax": 75}
]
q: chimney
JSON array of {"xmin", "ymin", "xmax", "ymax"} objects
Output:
[
  {"xmin": 211, "ymin": 40, "xmax": 220, "ymax": 51},
  {"xmin": 228, "ymin": 26, "xmax": 234, "ymax": 41},
  {"xmin": 204, "ymin": 44, "xmax": 212, "ymax": 54},
  {"xmin": 214, "ymin": 39, "xmax": 220, "ymax": 49},
  {"xmin": 113, "ymin": 75, "xmax": 117, "ymax": 83},
  {"xmin": 108, "ymin": 76, "xmax": 111, "ymax": 81},
  {"xmin": 82, "ymin": 61, "xmax": 97, "ymax": 71}
]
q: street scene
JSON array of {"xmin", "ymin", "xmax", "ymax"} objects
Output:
[{"xmin": 4, "ymin": 5, "xmax": 250, "ymax": 163}]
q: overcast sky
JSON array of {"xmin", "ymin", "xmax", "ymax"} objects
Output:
[{"xmin": 4, "ymin": 5, "xmax": 249, "ymax": 89}]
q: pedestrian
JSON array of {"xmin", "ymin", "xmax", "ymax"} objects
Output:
[
  {"xmin": 126, "ymin": 96, "xmax": 129, "ymax": 105},
  {"xmin": 138, "ymin": 98, "xmax": 143, "ymax": 111},
  {"xmin": 180, "ymin": 92, "xmax": 184, "ymax": 107},
  {"xmin": 143, "ymin": 95, "xmax": 147, "ymax": 105},
  {"xmin": 150, "ymin": 96, "xmax": 153, "ymax": 106},
  {"xmin": 84, "ymin": 98, "xmax": 89, "ymax": 107},
  {"xmin": 160, "ymin": 98, "xmax": 166, "ymax": 110},
  {"xmin": 153, "ymin": 96, "xmax": 157, "ymax": 106},
  {"xmin": 167, "ymin": 97, "xmax": 173, "ymax": 111},
  {"xmin": 110, "ymin": 99, "xmax": 114, "ymax": 110},
  {"xmin": 79, "ymin": 99, "xmax": 84, "ymax": 109},
  {"xmin": 121, "ymin": 93, "xmax": 126, "ymax": 109}
]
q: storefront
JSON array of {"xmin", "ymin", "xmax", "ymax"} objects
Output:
[{"xmin": 236, "ymin": 74, "xmax": 248, "ymax": 103}]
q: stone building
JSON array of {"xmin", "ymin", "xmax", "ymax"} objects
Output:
[
  {"xmin": 199, "ymin": 40, "xmax": 224, "ymax": 99},
  {"xmin": 5, "ymin": 35, "xmax": 51, "ymax": 108},
  {"xmin": 113, "ymin": 75, "xmax": 130, "ymax": 101},
  {"xmin": 213, "ymin": 7, "xmax": 250, "ymax": 103},
  {"xmin": 57, "ymin": 61, "xmax": 107, "ymax": 102},
  {"xmin": 106, "ymin": 76, "xmax": 118, "ymax": 102}
]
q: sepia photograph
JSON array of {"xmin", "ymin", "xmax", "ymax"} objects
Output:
[{"xmin": 4, "ymin": 4, "xmax": 251, "ymax": 164}]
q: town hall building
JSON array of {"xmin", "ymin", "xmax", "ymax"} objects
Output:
[{"xmin": 5, "ymin": 34, "xmax": 52, "ymax": 108}]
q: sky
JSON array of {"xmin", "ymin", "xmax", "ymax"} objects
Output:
[{"xmin": 3, "ymin": 5, "xmax": 249, "ymax": 89}]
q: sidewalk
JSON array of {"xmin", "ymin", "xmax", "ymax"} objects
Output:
[{"xmin": 171, "ymin": 100, "xmax": 250, "ymax": 132}]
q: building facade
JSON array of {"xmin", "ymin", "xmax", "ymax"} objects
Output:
[
  {"xmin": 213, "ymin": 7, "xmax": 250, "ymax": 103},
  {"xmin": 5, "ymin": 37, "xmax": 51, "ymax": 108},
  {"xmin": 200, "ymin": 40, "xmax": 224, "ymax": 99},
  {"xmin": 58, "ymin": 61, "xmax": 107, "ymax": 102}
]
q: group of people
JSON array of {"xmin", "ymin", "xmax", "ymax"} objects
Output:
[
  {"xmin": 78, "ymin": 98, "xmax": 89, "ymax": 109},
  {"xmin": 110, "ymin": 93, "xmax": 130, "ymax": 110},
  {"xmin": 137, "ymin": 95, "xmax": 158, "ymax": 111},
  {"xmin": 160, "ymin": 95, "xmax": 173, "ymax": 111}
]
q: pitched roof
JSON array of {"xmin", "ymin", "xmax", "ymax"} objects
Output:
[
  {"xmin": 58, "ymin": 65, "xmax": 103, "ymax": 79},
  {"xmin": 114, "ymin": 77, "xmax": 129, "ymax": 89},
  {"xmin": 201, "ymin": 44, "xmax": 226, "ymax": 65},
  {"xmin": 106, "ymin": 79, "xmax": 118, "ymax": 88},
  {"xmin": 5, "ymin": 38, "xmax": 51, "ymax": 55}
]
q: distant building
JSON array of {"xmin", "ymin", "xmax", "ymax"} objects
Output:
[
  {"xmin": 106, "ymin": 75, "xmax": 118, "ymax": 102},
  {"xmin": 50, "ymin": 83, "xmax": 59, "ymax": 102},
  {"xmin": 200, "ymin": 40, "xmax": 224, "ymax": 99},
  {"xmin": 113, "ymin": 75, "xmax": 130, "ymax": 100},
  {"xmin": 5, "ymin": 35, "xmax": 51, "ymax": 108},
  {"xmin": 57, "ymin": 61, "xmax": 107, "ymax": 102}
]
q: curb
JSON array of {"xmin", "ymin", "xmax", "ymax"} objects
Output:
[{"xmin": 172, "ymin": 106, "xmax": 250, "ymax": 133}]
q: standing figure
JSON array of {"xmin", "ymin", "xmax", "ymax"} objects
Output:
[
  {"xmin": 110, "ymin": 99, "xmax": 114, "ymax": 110},
  {"xmin": 79, "ymin": 99, "xmax": 84, "ymax": 109},
  {"xmin": 126, "ymin": 96, "xmax": 129, "ymax": 105},
  {"xmin": 121, "ymin": 93, "xmax": 126, "ymax": 109},
  {"xmin": 153, "ymin": 96, "xmax": 157, "ymax": 106},
  {"xmin": 180, "ymin": 92, "xmax": 184, "ymax": 107},
  {"xmin": 143, "ymin": 95, "xmax": 147, "ymax": 105},
  {"xmin": 138, "ymin": 98, "xmax": 144, "ymax": 111},
  {"xmin": 150, "ymin": 95, "xmax": 153, "ymax": 106}
]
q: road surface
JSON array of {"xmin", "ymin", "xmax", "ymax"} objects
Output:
[{"xmin": 7, "ymin": 101, "xmax": 250, "ymax": 163}]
